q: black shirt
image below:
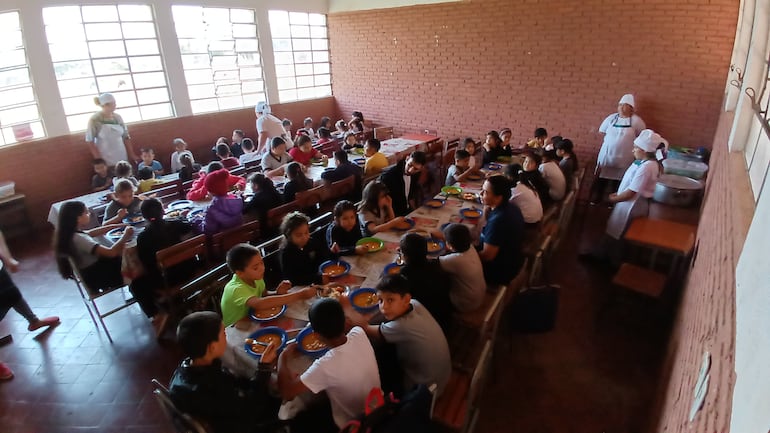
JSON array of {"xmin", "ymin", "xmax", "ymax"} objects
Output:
[
  {"xmin": 520, "ymin": 170, "xmax": 552, "ymax": 208},
  {"xmin": 279, "ymin": 237, "xmax": 330, "ymax": 285},
  {"xmin": 283, "ymin": 177, "xmax": 313, "ymax": 202},
  {"xmin": 479, "ymin": 200, "xmax": 524, "ymax": 285},
  {"xmin": 136, "ymin": 220, "xmax": 194, "ymax": 282},
  {"xmin": 243, "ymin": 188, "xmax": 283, "ymax": 225},
  {"xmin": 325, "ymin": 223, "xmax": 363, "ymax": 256},
  {"xmin": 379, "ymin": 160, "xmax": 420, "ymax": 217},
  {"xmin": 400, "ymin": 259, "xmax": 453, "ymax": 332},
  {"xmin": 320, "ymin": 161, "xmax": 363, "ymax": 201}
]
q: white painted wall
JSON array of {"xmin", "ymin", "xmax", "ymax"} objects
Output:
[
  {"xmin": 329, "ymin": 0, "xmax": 461, "ymax": 13},
  {"xmin": 2, "ymin": 0, "xmax": 329, "ymax": 137}
]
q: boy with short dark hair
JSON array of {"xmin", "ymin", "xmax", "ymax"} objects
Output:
[
  {"xmin": 91, "ymin": 158, "xmax": 113, "ymax": 191},
  {"xmin": 221, "ymin": 243, "xmax": 315, "ymax": 329},
  {"xmin": 137, "ymin": 166, "xmax": 163, "ymax": 193},
  {"xmin": 437, "ymin": 223, "xmax": 486, "ymax": 312},
  {"xmin": 445, "ymin": 149, "xmax": 473, "ymax": 186},
  {"xmin": 277, "ymin": 298, "xmax": 380, "ymax": 432},
  {"xmin": 137, "ymin": 148, "xmax": 163, "ymax": 177},
  {"xmin": 168, "ymin": 311, "xmax": 281, "ymax": 433},
  {"xmin": 216, "ymin": 143, "xmax": 240, "ymax": 169},
  {"xmin": 354, "ymin": 275, "xmax": 451, "ymax": 395},
  {"xmin": 230, "ymin": 129, "xmax": 245, "ymax": 158},
  {"xmin": 238, "ymin": 138, "xmax": 260, "ymax": 165},
  {"xmin": 363, "ymin": 138, "xmax": 388, "ymax": 176}
]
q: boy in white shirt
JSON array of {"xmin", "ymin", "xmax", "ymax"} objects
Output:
[
  {"xmin": 278, "ymin": 298, "xmax": 380, "ymax": 432},
  {"xmin": 238, "ymin": 138, "xmax": 261, "ymax": 165},
  {"xmin": 539, "ymin": 150, "xmax": 567, "ymax": 201},
  {"xmin": 170, "ymin": 138, "xmax": 187, "ymax": 173},
  {"xmin": 437, "ymin": 223, "xmax": 487, "ymax": 312}
]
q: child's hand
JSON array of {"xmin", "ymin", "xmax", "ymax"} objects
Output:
[
  {"xmin": 355, "ymin": 245, "xmax": 368, "ymax": 255},
  {"xmin": 121, "ymin": 226, "xmax": 135, "ymax": 240},
  {"xmin": 388, "ymin": 216, "xmax": 405, "ymax": 228},
  {"xmin": 276, "ymin": 280, "xmax": 292, "ymax": 294},
  {"xmin": 259, "ymin": 341, "xmax": 278, "ymax": 364},
  {"xmin": 330, "ymin": 242, "xmax": 340, "ymax": 254},
  {"xmin": 300, "ymin": 286, "xmax": 317, "ymax": 299},
  {"xmin": 117, "ymin": 208, "xmax": 128, "ymax": 219}
]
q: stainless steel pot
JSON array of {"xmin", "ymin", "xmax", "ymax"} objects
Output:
[{"xmin": 653, "ymin": 174, "xmax": 704, "ymax": 207}]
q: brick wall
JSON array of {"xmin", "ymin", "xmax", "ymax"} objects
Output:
[
  {"xmin": 649, "ymin": 111, "xmax": 749, "ymax": 433},
  {"xmin": 327, "ymin": 0, "xmax": 738, "ymax": 166},
  {"xmin": 0, "ymin": 97, "xmax": 340, "ymax": 229}
]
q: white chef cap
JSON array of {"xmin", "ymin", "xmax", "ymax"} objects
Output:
[
  {"xmin": 619, "ymin": 94, "xmax": 635, "ymax": 108},
  {"xmin": 255, "ymin": 101, "xmax": 270, "ymax": 114},
  {"xmin": 634, "ymin": 129, "xmax": 667, "ymax": 153},
  {"xmin": 96, "ymin": 93, "xmax": 116, "ymax": 106}
]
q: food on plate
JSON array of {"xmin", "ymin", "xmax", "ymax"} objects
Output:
[
  {"xmin": 387, "ymin": 265, "xmax": 402, "ymax": 275},
  {"xmin": 318, "ymin": 284, "xmax": 346, "ymax": 298},
  {"xmin": 245, "ymin": 334, "xmax": 282, "ymax": 354},
  {"xmin": 361, "ymin": 241, "xmax": 381, "ymax": 251},
  {"xmin": 165, "ymin": 210, "xmax": 182, "ymax": 219},
  {"xmin": 128, "ymin": 215, "xmax": 143, "ymax": 223},
  {"xmin": 425, "ymin": 199, "xmax": 444, "ymax": 208},
  {"xmin": 109, "ymin": 229, "xmax": 124, "ymax": 237},
  {"xmin": 353, "ymin": 291, "xmax": 379, "ymax": 308},
  {"xmin": 462, "ymin": 192, "xmax": 477, "ymax": 201},
  {"xmin": 322, "ymin": 264, "xmax": 347, "ymax": 277},
  {"xmin": 301, "ymin": 332, "xmax": 328, "ymax": 352},
  {"xmin": 427, "ymin": 240, "xmax": 442, "ymax": 253},
  {"xmin": 461, "ymin": 208, "xmax": 482, "ymax": 219},
  {"xmin": 252, "ymin": 306, "xmax": 283, "ymax": 319}
]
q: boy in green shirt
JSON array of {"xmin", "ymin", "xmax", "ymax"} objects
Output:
[{"xmin": 221, "ymin": 243, "xmax": 316, "ymax": 328}]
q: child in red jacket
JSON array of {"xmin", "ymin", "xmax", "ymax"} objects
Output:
[{"xmin": 186, "ymin": 162, "xmax": 245, "ymax": 201}]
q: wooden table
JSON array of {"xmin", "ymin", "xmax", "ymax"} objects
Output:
[{"xmin": 624, "ymin": 217, "xmax": 697, "ymax": 256}]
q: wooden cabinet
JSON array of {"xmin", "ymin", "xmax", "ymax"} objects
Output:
[{"xmin": 0, "ymin": 194, "xmax": 33, "ymax": 240}]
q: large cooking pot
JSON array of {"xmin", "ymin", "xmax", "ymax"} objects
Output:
[{"xmin": 653, "ymin": 174, "xmax": 704, "ymax": 207}]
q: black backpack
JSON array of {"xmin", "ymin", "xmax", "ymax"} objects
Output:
[{"xmin": 339, "ymin": 385, "xmax": 433, "ymax": 433}]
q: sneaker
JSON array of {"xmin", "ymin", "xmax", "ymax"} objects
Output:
[
  {"xmin": 0, "ymin": 362, "xmax": 14, "ymax": 380},
  {"xmin": 28, "ymin": 316, "xmax": 61, "ymax": 332}
]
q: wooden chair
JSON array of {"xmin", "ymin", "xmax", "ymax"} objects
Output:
[
  {"xmin": 442, "ymin": 148, "xmax": 457, "ymax": 182},
  {"xmin": 229, "ymin": 165, "xmax": 246, "ymax": 177},
  {"xmin": 265, "ymin": 200, "xmax": 300, "ymax": 234},
  {"xmin": 65, "ymin": 256, "xmax": 137, "ymax": 344},
  {"xmin": 209, "ymin": 219, "xmax": 260, "ymax": 260},
  {"xmin": 528, "ymin": 235, "xmax": 552, "ymax": 287},
  {"xmin": 177, "ymin": 263, "xmax": 231, "ymax": 316},
  {"xmin": 150, "ymin": 179, "xmax": 183, "ymax": 204},
  {"xmin": 320, "ymin": 175, "xmax": 356, "ymax": 208},
  {"xmin": 432, "ymin": 339, "xmax": 493, "ymax": 433},
  {"xmin": 449, "ymin": 285, "xmax": 507, "ymax": 371},
  {"xmin": 444, "ymin": 138, "xmax": 460, "ymax": 152},
  {"xmin": 552, "ymin": 190, "xmax": 576, "ymax": 251},
  {"xmin": 309, "ymin": 211, "xmax": 333, "ymax": 231},
  {"xmin": 295, "ymin": 184, "xmax": 326, "ymax": 215},
  {"xmin": 151, "ymin": 379, "xmax": 212, "ymax": 433},
  {"xmin": 373, "ymin": 126, "xmax": 394, "ymax": 140}
]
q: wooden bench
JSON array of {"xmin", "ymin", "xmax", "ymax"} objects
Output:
[{"xmin": 611, "ymin": 262, "xmax": 667, "ymax": 298}]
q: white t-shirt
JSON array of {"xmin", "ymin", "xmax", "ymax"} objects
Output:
[
  {"xmin": 300, "ymin": 327, "xmax": 380, "ymax": 428},
  {"xmin": 618, "ymin": 160, "xmax": 659, "ymax": 198},
  {"xmin": 438, "ymin": 248, "xmax": 486, "ymax": 312},
  {"xmin": 71, "ymin": 232, "xmax": 100, "ymax": 270},
  {"xmin": 538, "ymin": 161, "xmax": 567, "ymax": 201},
  {"xmin": 260, "ymin": 151, "xmax": 293, "ymax": 172},
  {"xmin": 510, "ymin": 184, "xmax": 543, "ymax": 224},
  {"xmin": 257, "ymin": 113, "xmax": 290, "ymax": 149},
  {"xmin": 170, "ymin": 151, "xmax": 183, "ymax": 173},
  {"xmin": 239, "ymin": 152, "xmax": 261, "ymax": 165}
]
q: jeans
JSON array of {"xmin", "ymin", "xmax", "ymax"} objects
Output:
[{"xmin": 0, "ymin": 268, "xmax": 38, "ymax": 324}]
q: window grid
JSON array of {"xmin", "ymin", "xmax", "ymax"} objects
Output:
[
  {"xmin": 43, "ymin": 4, "xmax": 173, "ymax": 132},
  {"xmin": 0, "ymin": 11, "xmax": 45, "ymax": 146},
  {"xmin": 172, "ymin": 6, "xmax": 266, "ymax": 115},
  {"xmin": 268, "ymin": 10, "xmax": 331, "ymax": 103}
]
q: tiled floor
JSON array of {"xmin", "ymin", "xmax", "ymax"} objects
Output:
[{"xmin": 0, "ymin": 204, "xmax": 671, "ymax": 433}]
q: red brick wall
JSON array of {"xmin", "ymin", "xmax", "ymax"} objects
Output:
[
  {"xmin": 0, "ymin": 97, "xmax": 340, "ymax": 229},
  {"xmin": 327, "ymin": 0, "xmax": 738, "ymax": 166}
]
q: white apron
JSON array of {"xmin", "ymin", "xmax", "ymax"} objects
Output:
[
  {"xmin": 597, "ymin": 114, "xmax": 644, "ymax": 181},
  {"xmin": 95, "ymin": 123, "xmax": 128, "ymax": 166},
  {"xmin": 605, "ymin": 160, "xmax": 653, "ymax": 239}
]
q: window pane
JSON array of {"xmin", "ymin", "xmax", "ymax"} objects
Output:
[
  {"xmin": 214, "ymin": 69, "xmax": 239, "ymax": 82},
  {"xmin": 122, "ymin": 22, "xmax": 156, "ymax": 39},
  {"xmin": 294, "ymin": 52, "xmax": 312, "ymax": 63},
  {"xmin": 290, "ymin": 25, "xmax": 310, "ymax": 38},
  {"xmin": 313, "ymin": 51, "xmax": 329, "ymax": 62},
  {"xmin": 296, "ymin": 87, "xmax": 316, "ymax": 100},
  {"xmin": 275, "ymin": 64, "xmax": 294, "ymax": 77},
  {"xmin": 129, "ymin": 55, "xmax": 163, "ymax": 72},
  {"xmin": 0, "ymin": 87, "xmax": 35, "ymax": 105},
  {"xmin": 240, "ymin": 67, "xmax": 261, "ymax": 80},
  {"xmin": 211, "ymin": 56, "xmax": 237, "ymax": 68},
  {"xmin": 49, "ymin": 43, "xmax": 90, "ymax": 62},
  {"xmin": 190, "ymin": 98, "xmax": 219, "ymax": 114},
  {"xmin": 308, "ymin": 14, "xmax": 326, "ymax": 26},
  {"xmin": 46, "ymin": 25, "xmax": 86, "ymax": 43},
  {"xmin": 277, "ymin": 77, "xmax": 295, "ymax": 90},
  {"xmin": 0, "ymin": 68, "xmax": 30, "ymax": 87},
  {"xmin": 133, "ymin": 71, "xmax": 166, "ymax": 88},
  {"xmin": 295, "ymin": 64, "xmax": 313, "ymax": 76},
  {"xmin": 316, "ymin": 85, "xmax": 331, "ymax": 97},
  {"xmin": 112, "ymin": 91, "xmax": 138, "ymax": 107},
  {"xmin": 125, "ymin": 39, "xmax": 159, "ymax": 56},
  {"xmin": 233, "ymin": 24, "xmax": 257, "ymax": 38},
  {"xmin": 92, "ymin": 58, "xmax": 130, "ymax": 75},
  {"xmin": 53, "ymin": 61, "xmax": 93, "ymax": 80},
  {"xmin": 289, "ymin": 12, "xmax": 308, "ymax": 25},
  {"xmin": 315, "ymin": 74, "xmax": 330, "ymax": 86},
  {"xmin": 43, "ymin": 7, "xmax": 82, "ymax": 26},
  {"xmin": 85, "ymin": 23, "xmax": 123, "ymax": 40},
  {"xmin": 188, "ymin": 84, "xmax": 216, "ymax": 99},
  {"xmin": 140, "ymin": 102, "xmax": 173, "ymax": 120},
  {"xmin": 58, "ymin": 78, "xmax": 97, "ymax": 98},
  {"xmin": 119, "ymin": 106, "xmax": 141, "ymax": 123},
  {"xmin": 313, "ymin": 63, "xmax": 329, "ymax": 74},
  {"xmin": 293, "ymin": 39, "xmax": 311, "ymax": 51},
  {"xmin": 203, "ymin": 8, "xmax": 230, "ymax": 23},
  {"xmin": 243, "ymin": 93, "xmax": 262, "ymax": 106},
  {"xmin": 273, "ymin": 39, "xmax": 292, "ymax": 52},
  {"xmin": 311, "ymin": 39, "xmax": 328, "ymax": 51},
  {"xmin": 67, "ymin": 113, "xmax": 94, "ymax": 132},
  {"xmin": 296, "ymin": 76, "xmax": 314, "ymax": 88},
  {"xmin": 230, "ymin": 9, "xmax": 254, "ymax": 23},
  {"xmin": 179, "ymin": 39, "xmax": 209, "ymax": 54},
  {"xmin": 62, "ymin": 95, "xmax": 98, "ymax": 115},
  {"xmin": 82, "ymin": 5, "xmax": 119, "ymax": 23},
  {"xmin": 278, "ymin": 89, "xmax": 297, "ymax": 102},
  {"xmin": 118, "ymin": 5, "xmax": 153, "ymax": 22},
  {"xmin": 269, "ymin": 10, "xmax": 290, "ymax": 38},
  {"xmin": 209, "ymin": 40, "xmax": 234, "ymax": 52},
  {"xmin": 238, "ymin": 52, "xmax": 261, "ymax": 66},
  {"xmin": 242, "ymin": 81, "xmax": 263, "ymax": 94},
  {"xmin": 235, "ymin": 39, "xmax": 258, "ymax": 52},
  {"xmin": 182, "ymin": 54, "xmax": 211, "ymax": 69},
  {"xmin": 310, "ymin": 26, "xmax": 327, "ymax": 39},
  {"xmin": 137, "ymin": 88, "xmax": 168, "ymax": 104},
  {"xmin": 184, "ymin": 69, "xmax": 213, "ymax": 85},
  {"xmin": 96, "ymin": 74, "xmax": 134, "ymax": 92},
  {"xmin": 89, "ymin": 40, "xmax": 127, "ymax": 58}
]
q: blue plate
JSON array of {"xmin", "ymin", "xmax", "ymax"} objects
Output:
[
  {"xmin": 424, "ymin": 199, "xmax": 446, "ymax": 209},
  {"xmin": 249, "ymin": 304, "xmax": 287, "ymax": 322},
  {"xmin": 319, "ymin": 260, "xmax": 351, "ymax": 278},
  {"xmin": 459, "ymin": 208, "xmax": 483, "ymax": 220},
  {"xmin": 487, "ymin": 163, "xmax": 502, "ymax": 170},
  {"xmin": 392, "ymin": 217, "xmax": 415, "ymax": 231},
  {"xmin": 167, "ymin": 199, "xmax": 193, "ymax": 210},
  {"xmin": 243, "ymin": 327, "xmax": 288, "ymax": 359},
  {"xmin": 426, "ymin": 238, "xmax": 445, "ymax": 256},
  {"xmin": 349, "ymin": 287, "xmax": 380, "ymax": 314},
  {"xmin": 296, "ymin": 326, "xmax": 329, "ymax": 358},
  {"xmin": 106, "ymin": 227, "xmax": 128, "ymax": 240},
  {"xmin": 440, "ymin": 222, "xmax": 452, "ymax": 232},
  {"xmin": 122, "ymin": 214, "xmax": 145, "ymax": 225},
  {"xmin": 187, "ymin": 209, "xmax": 204, "ymax": 220},
  {"xmin": 382, "ymin": 262, "xmax": 404, "ymax": 277}
]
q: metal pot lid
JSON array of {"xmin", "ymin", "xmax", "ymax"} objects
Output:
[{"xmin": 657, "ymin": 174, "xmax": 704, "ymax": 190}]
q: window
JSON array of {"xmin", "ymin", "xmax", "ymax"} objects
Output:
[
  {"xmin": 0, "ymin": 11, "xmax": 45, "ymax": 145},
  {"xmin": 172, "ymin": 6, "xmax": 266, "ymax": 115},
  {"xmin": 268, "ymin": 10, "xmax": 331, "ymax": 103},
  {"xmin": 43, "ymin": 4, "xmax": 173, "ymax": 132}
]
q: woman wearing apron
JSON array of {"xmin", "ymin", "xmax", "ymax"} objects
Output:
[
  {"xmin": 85, "ymin": 93, "xmax": 138, "ymax": 167},
  {"xmin": 591, "ymin": 94, "xmax": 646, "ymax": 204}
]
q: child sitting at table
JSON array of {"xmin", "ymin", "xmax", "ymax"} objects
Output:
[
  {"xmin": 238, "ymin": 138, "xmax": 260, "ymax": 165},
  {"xmin": 195, "ymin": 169, "xmax": 243, "ymax": 236},
  {"xmin": 303, "ymin": 117, "xmax": 315, "ymax": 138},
  {"xmin": 277, "ymin": 298, "xmax": 380, "ymax": 432},
  {"xmin": 353, "ymin": 274, "xmax": 451, "ymax": 396},
  {"xmin": 327, "ymin": 200, "xmax": 366, "ymax": 256},
  {"xmin": 138, "ymin": 148, "xmax": 163, "ymax": 177},
  {"xmin": 137, "ymin": 166, "xmax": 163, "ymax": 193},
  {"xmin": 112, "ymin": 160, "xmax": 139, "ymax": 188},
  {"xmin": 539, "ymin": 150, "xmax": 567, "ymax": 201},
  {"xmin": 54, "ymin": 200, "xmax": 133, "ymax": 290},
  {"xmin": 177, "ymin": 151, "xmax": 201, "ymax": 183},
  {"xmin": 289, "ymin": 135, "xmax": 326, "ymax": 166},
  {"xmin": 221, "ymin": 243, "xmax": 316, "ymax": 328},
  {"xmin": 358, "ymin": 181, "xmax": 405, "ymax": 235},
  {"xmin": 230, "ymin": 129, "xmax": 245, "ymax": 158},
  {"xmin": 556, "ymin": 138, "xmax": 579, "ymax": 182},
  {"xmin": 445, "ymin": 149, "xmax": 474, "ymax": 186},
  {"xmin": 527, "ymin": 127, "xmax": 549, "ymax": 149},
  {"xmin": 504, "ymin": 164, "xmax": 544, "ymax": 226},
  {"xmin": 437, "ymin": 223, "xmax": 486, "ymax": 312},
  {"xmin": 318, "ymin": 116, "xmax": 332, "ymax": 136},
  {"xmin": 460, "ymin": 138, "xmax": 483, "ymax": 172},
  {"xmin": 169, "ymin": 311, "xmax": 283, "ymax": 433},
  {"xmin": 243, "ymin": 173, "xmax": 283, "ymax": 226},
  {"xmin": 499, "ymin": 127, "xmax": 514, "ymax": 153},
  {"xmin": 521, "ymin": 152, "xmax": 552, "ymax": 208},
  {"xmin": 363, "ymin": 138, "xmax": 388, "ymax": 176},
  {"xmin": 91, "ymin": 158, "xmax": 113, "ymax": 192},
  {"xmin": 283, "ymin": 162, "xmax": 313, "ymax": 203},
  {"xmin": 482, "ymin": 130, "xmax": 506, "ymax": 166},
  {"xmin": 278, "ymin": 211, "xmax": 329, "ymax": 286},
  {"xmin": 261, "ymin": 137, "xmax": 294, "ymax": 177},
  {"xmin": 131, "ymin": 198, "xmax": 194, "ymax": 329},
  {"xmin": 341, "ymin": 131, "xmax": 359, "ymax": 150},
  {"xmin": 103, "ymin": 179, "xmax": 142, "ymax": 225},
  {"xmin": 215, "ymin": 143, "xmax": 240, "ymax": 169},
  {"xmin": 186, "ymin": 162, "xmax": 245, "ymax": 201},
  {"xmin": 170, "ymin": 138, "xmax": 187, "ymax": 173},
  {"xmin": 398, "ymin": 233, "xmax": 452, "ymax": 332},
  {"xmin": 334, "ymin": 120, "xmax": 348, "ymax": 136}
]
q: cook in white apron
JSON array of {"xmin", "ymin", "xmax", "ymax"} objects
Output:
[
  {"xmin": 596, "ymin": 94, "xmax": 646, "ymax": 181},
  {"xmin": 85, "ymin": 93, "xmax": 134, "ymax": 166},
  {"xmin": 605, "ymin": 129, "xmax": 666, "ymax": 240}
]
